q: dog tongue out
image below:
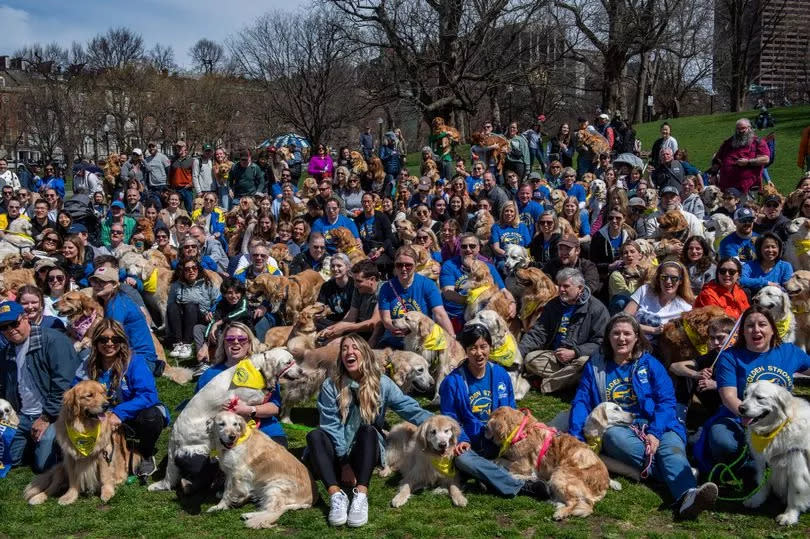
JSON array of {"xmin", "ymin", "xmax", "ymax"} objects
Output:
[{"xmin": 741, "ymin": 416, "xmax": 753, "ymax": 427}]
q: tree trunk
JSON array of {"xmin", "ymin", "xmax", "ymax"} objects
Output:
[
  {"xmin": 633, "ymin": 52, "xmax": 649, "ymax": 124},
  {"xmin": 490, "ymin": 90, "xmax": 501, "ymax": 131},
  {"xmin": 602, "ymin": 50, "xmax": 626, "ymax": 115}
]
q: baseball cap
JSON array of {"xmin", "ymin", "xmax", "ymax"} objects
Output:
[
  {"xmin": 763, "ymin": 194, "xmax": 782, "ymax": 205},
  {"xmin": 90, "ymin": 266, "xmax": 119, "ymax": 283},
  {"xmin": 418, "ymin": 177, "xmax": 432, "ymax": 190},
  {"xmin": 435, "ymin": 178, "xmax": 445, "ymax": 186},
  {"xmin": 628, "ymin": 197, "xmax": 646, "ymax": 207},
  {"xmin": 528, "ymin": 171, "xmax": 543, "ymax": 181},
  {"xmin": 532, "ymin": 189, "xmax": 544, "ymax": 200},
  {"xmin": 34, "ymin": 259, "xmax": 57, "ymax": 273},
  {"xmin": 598, "ymin": 113, "xmax": 610, "ymax": 121},
  {"xmin": 202, "ymin": 144, "xmax": 213, "ymax": 151},
  {"xmin": 132, "ymin": 148, "xmax": 143, "ymax": 156},
  {"xmin": 661, "ymin": 186, "xmax": 679, "ymax": 196},
  {"xmin": 558, "ymin": 235, "xmax": 579, "ymax": 248},
  {"xmin": 0, "ymin": 301, "xmax": 24, "ymax": 325},
  {"xmin": 111, "ymin": 200, "xmax": 125, "ymax": 209},
  {"xmin": 68, "ymin": 223, "xmax": 87, "ymax": 234},
  {"xmin": 723, "ymin": 188, "xmax": 742, "ymax": 199},
  {"xmin": 734, "ymin": 207, "xmax": 755, "ymax": 222}
]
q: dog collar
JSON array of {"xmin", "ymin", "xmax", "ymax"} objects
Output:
[
  {"xmin": 585, "ymin": 434, "xmax": 602, "ymax": 454},
  {"xmin": 66, "ymin": 421, "xmax": 101, "ymax": 457},
  {"xmin": 750, "ymin": 417, "xmax": 790, "ymax": 453},
  {"xmin": 431, "ymin": 456, "xmax": 456, "ymax": 478},
  {"xmin": 423, "ymin": 324, "xmax": 448, "ymax": 351},
  {"xmin": 465, "ymin": 285, "xmax": 490, "ymax": 306},
  {"xmin": 774, "ymin": 311, "xmax": 793, "ymax": 340},
  {"xmin": 212, "ymin": 420, "xmax": 257, "ymax": 456},
  {"xmin": 231, "ymin": 359, "xmax": 266, "ymax": 390},
  {"xmin": 489, "ymin": 334, "xmax": 517, "ymax": 368}
]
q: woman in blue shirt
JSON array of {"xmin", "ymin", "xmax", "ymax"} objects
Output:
[
  {"xmin": 74, "ymin": 319, "xmax": 167, "ymax": 479},
  {"xmin": 740, "ymin": 233, "xmax": 793, "ymax": 292},
  {"xmin": 490, "ymin": 202, "xmax": 531, "ymax": 268},
  {"xmin": 569, "ymin": 313, "xmax": 718, "ymax": 519},
  {"xmin": 561, "ymin": 196, "xmax": 591, "ymax": 246}
]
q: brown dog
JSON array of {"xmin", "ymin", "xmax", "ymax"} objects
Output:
[
  {"xmin": 249, "ymin": 270, "xmax": 324, "ymax": 325},
  {"xmin": 659, "ymin": 305, "xmax": 727, "ymax": 368},
  {"xmin": 24, "ymin": 381, "xmax": 138, "ymax": 505},
  {"xmin": 330, "ymin": 226, "xmax": 367, "ymax": 265},
  {"xmin": 470, "ymin": 131, "xmax": 509, "ymax": 174},
  {"xmin": 515, "ymin": 267, "xmax": 558, "ymax": 332},
  {"xmin": 576, "ymin": 129, "xmax": 610, "ymax": 164},
  {"xmin": 0, "ymin": 268, "xmax": 35, "ymax": 299},
  {"xmin": 263, "ymin": 303, "xmax": 332, "ymax": 348},
  {"xmin": 55, "ymin": 290, "xmax": 105, "ymax": 352},
  {"xmin": 269, "ymin": 243, "xmax": 293, "ymax": 276},
  {"xmin": 786, "ymin": 270, "xmax": 810, "ymax": 352},
  {"xmin": 487, "ymin": 407, "xmax": 610, "ymax": 520},
  {"xmin": 411, "ymin": 244, "xmax": 440, "ymax": 283},
  {"xmin": 461, "ymin": 259, "xmax": 513, "ymax": 323}
]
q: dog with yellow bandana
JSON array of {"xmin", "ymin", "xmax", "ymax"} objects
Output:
[
  {"xmin": 383, "ymin": 415, "xmax": 467, "ymax": 508},
  {"xmin": 24, "ymin": 381, "xmax": 135, "ymax": 505},
  {"xmin": 740, "ymin": 381, "xmax": 810, "ymax": 526},
  {"xmin": 466, "ymin": 310, "xmax": 529, "ymax": 400}
]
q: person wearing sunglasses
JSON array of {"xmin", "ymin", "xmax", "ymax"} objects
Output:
[
  {"xmin": 624, "ymin": 260, "xmax": 694, "ymax": 342},
  {"xmin": 72, "ymin": 319, "xmax": 167, "ymax": 479},
  {"xmin": 100, "ymin": 200, "xmax": 136, "ymax": 247},
  {"xmin": 754, "ymin": 194, "xmax": 790, "ymax": 241},
  {"xmin": 694, "ymin": 256, "xmax": 750, "ymax": 319},
  {"xmin": 42, "ymin": 266, "xmax": 71, "ymax": 324},
  {"xmin": 718, "ymin": 207, "xmax": 758, "ymax": 262},
  {"xmin": 166, "ymin": 258, "xmax": 219, "ymax": 360},
  {"xmin": 0, "ymin": 300, "xmax": 81, "ymax": 472}
]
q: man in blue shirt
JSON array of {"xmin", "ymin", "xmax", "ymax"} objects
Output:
[
  {"xmin": 466, "ymin": 162, "xmax": 486, "ymax": 196},
  {"xmin": 516, "ymin": 182, "xmax": 544, "ymax": 237},
  {"xmin": 718, "ymin": 207, "xmax": 758, "ymax": 262},
  {"xmin": 311, "ymin": 197, "xmax": 360, "ymax": 254}
]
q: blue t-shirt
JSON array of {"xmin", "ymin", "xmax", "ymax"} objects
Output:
[
  {"xmin": 378, "ymin": 274, "xmax": 444, "ymax": 345},
  {"xmin": 439, "ymin": 256, "xmax": 505, "ymax": 319},
  {"xmin": 195, "ymin": 363, "xmax": 286, "ymax": 438},
  {"xmin": 357, "ymin": 215, "xmax": 376, "ymax": 242},
  {"xmin": 311, "ymin": 215, "xmax": 360, "ymax": 254},
  {"xmin": 576, "ymin": 210, "xmax": 591, "ymax": 237},
  {"xmin": 466, "ymin": 175, "xmax": 484, "ymax": 194},
  {"xmin": 718, "ymin": 232, "xmax": 758, "ymax": 262},
  {"xmin": 608, "ymin": 232, "xmax": 623, "ymax": 257},
  {"xmin": 604, "ymin": 361, "xmax": 641, "ymax": 415},
  {"xmin": 715, "ymin": 343, "xmax": 810, "ymax": 400},
  {"xmin": 552, "ymin": 304, "xmax": 577, "ymax": 348},
  {"xmin": 490, "ymin": 223, "xmax": 532, "ymax": 250},
  {"xmin": 464, "ymin": 365, "xmax": 493, "ymax": 421},
  {"xmin": 565, "ymin": 183, "xmax": 586, "ymax": 203},
  {"xmin": 517, "ymin": 200, "xmax": 544, "ymax": 237}
]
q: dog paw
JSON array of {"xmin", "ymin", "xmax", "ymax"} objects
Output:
[
  {"xmin": 391, "ymin": 493, "xmax": 409, "ymax": 508},
  {"xmin": 207, "ymin": 503, "xmax": 227, "ymax": 513},
  {"xmin": 147, "ymin": 480, "xmax": 169, "ymax": 492},
  {"xmin": 58, "ymin": 492, "xmax": 78, "ymax": 506},
  {"xmin": 27, "ymin": 493, "xmax": 47, "ymax": 505},
  {"xmin": 452, "ymin": 494, "xmax": 468, "ymax": 508},
  {"xmin": 100, "ymin": 487, "xmax": 115, "ymax": 503},
  {"xmin": 552, "ymin": 508, "xmax": 570, "ymax": 521},
  {"xmin": 776, "ymin": 510, "xmax": 799, "ymax": 526},
  {"xmin": 378, "ymin": 466, "xmax": 392, "ymax": 478}
]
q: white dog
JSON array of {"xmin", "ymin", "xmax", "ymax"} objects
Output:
[
  {"xmin": 740, "ymin": 381, "xmax": 810, "ymax": 525},
  {"xmin": 784, "ymin": 218, "xmax": 810, "ymax": 272},
  {"xmin": 707, "ymin": 213, "xmax": 735, "ymax": 250},
  {"xmin": 753, "ymin": 286, "xmax": 796, "ymax": 344},
  {"xmin": 466, "ymin": 310, "xmax": 529, "ymax": 400},
  {"xmin": 504, "ymin": 244, "xmax": 530, "ymax": 273},
  {"xmin": 0, "ymin": 398, "xmax": 18, "ymax": 427},
  {"xmin": 0, "ymin": 219, "xmax": 35, "ymax": 261},
  {"xmin": 148, "ymin": 349, "xmax": 302, "ymax": 493}
]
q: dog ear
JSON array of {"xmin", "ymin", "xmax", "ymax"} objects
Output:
[
  {"xmin": 774, "ymin": 384, "xmax": 792, "ymax": 415},
  {"xmin": 450, "ymin": 419, "xmax": 461, "ymax": 444},
  {"xmin": 415, "ymin": 420, "xmax": 430, "ymax": 450},
  {"xmin": 418, "ymin": 315, "xmax": 432, "ymax": 338},
  {"xmin": 63, "ymin": 386, "xmax": 80, "ymax": 421}
]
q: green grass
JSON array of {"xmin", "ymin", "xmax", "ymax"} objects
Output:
[{"xmin": 2, "ymin": 377, "xmax": 810, "ymax": 537}]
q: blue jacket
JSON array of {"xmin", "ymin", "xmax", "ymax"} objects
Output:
[
  {"xmin": 73, "ymin": 355, "xmax": 161, "ymax": 422},
  {"xmin": 740, "ymin": 259, "xmax": 793, "ymax": 290},
  {"xmin": 35, "ymin": 176, "xmax": 66, "ymax": 198},
  {"xmin": 105, "ymin": 292, "xmax": 157, "ymax": 362},
  {"xmin": 0, "ymin": 326, "xmax": 82, "ymax": 421},
  {"xmin": 439, "ymin": 362, "xmax": 515, "ymax": 451},
  {"xmin": 568, "ymin": 352, "xmax": 685, "ymax": 443}
]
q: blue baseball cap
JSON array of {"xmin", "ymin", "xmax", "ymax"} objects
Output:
[
  {"xmin": 111, "ymin": 200, "xmax": 125, "ymax": 209},
  {"xmin": 67, "ymin": 223, "xmax": 88, "ymax": 234},
  {"xmin": 0, "ymin": 301, "xmax": 24, "ymax": 325},
  {"xmin": 734, "ymin": 207, "xmax": 755, "ymax": 223}
]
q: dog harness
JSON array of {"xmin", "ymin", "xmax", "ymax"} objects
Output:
[
  {"xmin": 423, "ymin": 324, "xmax": 448, "ymax": 351},
  {"xmin": 681, "ymin": 319, "xmax": 709, "ymax": 356},
  {"xmin": 750, "ymin": 417, "xmax": 791, "ymax": 453},
  {"xmin": 66, "ymin": 422, "xmax": 102, "ymax": 457},
  {"xmin": 72, "ymin": 311, "xmax": 99, "ymax": 341},
  {"xmin": 498, "ymin": 409, "xmax": 558, "ymax": 468},
  {"xmin": 465, "ymin": 285, "xmax": 490, "ymax": 306},
  {"xmin": 431, "ymin": 456, "xmax": 456, "ymax": 478},
  {"xmin": 489, "ymin": 334, "xmax": 517, "ymax": 368},
  {"xmin": 231, "ymin": 359, "xmax": 266, "ymax": 390}
]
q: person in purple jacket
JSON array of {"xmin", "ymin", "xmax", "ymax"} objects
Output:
[{"xmin": 308, "ymin": 143, "xmax": 334, "ymax": 182}]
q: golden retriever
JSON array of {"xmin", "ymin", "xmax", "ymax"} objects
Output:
[
  {"xmin": 659, "ymin": 305, "xmax": 726, "ymax": 368},
  {"xmin": 514, "ymin": 267, "xmax": 558, "ymax": 332},
  {"xmin": 486, "ymin": 407, "xmax": 610, "ymax": 520},
  {"xmin": 576, "ymin": 129, "xmax": 610, "ymax": 163},
  {"xmin": 431, "ymin": 117, "xmax": 461, "ymax": 144},
  {"xmin": 269, "ymin": 243, "xmax": 293, "ymax": 276},
  {"xmin": 373, "ymin": 348, "xmax": 435, "ymax": 395},
  {"xmin": 656, "ymin": 210, "xmax": 689, "ymax": 243},
  {"xmin": 24, "ymin": 381, "xmax": 136, "ymax": 505},
  {"xmin": 248, "ymin": 270, "xmax": 324, "ymax": 325},
  {"xmin": 383, "ymin": 415, "xmax": 467, "ymax": 508},
  {"xmin": 349, "ymin": 151, "xmax": 368, "ymax": 175},
  {"xmin": 0, "ymin": 268, "xmax": 35, "ymax": 299},
  {"xmin": 330, "ymin": 226, "xmax": 367, "ymax": 265},
  {"xmin": 460, "ymin": 260, "xmax": 513, "ymax": 323},
  {"xmin": 473, "ymin": 209, "xmax": 495, "ymax": 243},
  {"xmin": 392, "ymin": 311, "xmax": 465, "ymax": 403},
  {"xmin": 785, "ymin": 218, "xmax": 810, "ymax": 272},
  {"xmin": 466, "ymin": 310, "xmax": 529, "ymax": 400},
  {"xmin": 470, "ymin": 131, "xmax": 508, "ymax": 173},
  {"xmin": 395, "ymin": 219, "xmax": 416, "ymax": 246},
  {"xmin": 207, "ymin": 411, "xmax": 318, "ymax": 528},
  {"xmin": 785, "ymin": 270, "xmax": 810, "ymax": 352},
  {"xmin": 411, "ymin": 244, "xmax": 441, "ymax": 283},
  {"xmin": 55, "ymin": 290, "xmax": 104, "ymax": 352},
  {"xmin": 263, "ymin": 303, "xmax": 331, "ymax": 349}
]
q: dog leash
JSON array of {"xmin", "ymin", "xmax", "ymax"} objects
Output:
[
  {"xmin": 707, "ymin": 446, "xmax": 771, "ymax": 502},
  {"xmin": 630, "ymin": 423, "xmax": 654, "ymax": 479}
]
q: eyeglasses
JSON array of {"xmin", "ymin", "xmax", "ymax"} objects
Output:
[
  {"xmin": 765, "ymin": 202, "xmax": 780, "ymax": 208},
  {"xmin": 44, "ymin": 237, "xmax": 58, "ymax": 243},
  {"xmin": 415, "ymin": 235, "xmax": 430, "ymax": 241},
  {"xmin": 183, "ymin": 265, "xmax": 199, "ymax": 272},
  {"xmin": 539, "ymin": 221, "xmax": 554, "ymax": 226},
  {"xmin": 47, "ymin": 275, "xmax": 65, "ymax": 283},
  {"xmin": 0, "ymin": 319, "xmax": 21, "ymax": 331},
  {"xmin": 183, "ymin": 245, "xmax": 198, "ymax": 250},
  {"xmin": 659, "ymin": 275, "xmax": 681, "ymax": 283},
  {"xmin": 224, "ymin": 335, "xmax": 249, "ymax": 344},
  {"xmin": 395, "ymin": 262, "xmax": 414, "ymax": 269},
  {"xmin": 608, "ymin": 216, "xmax": 623, "ymax": 222},
  {"xmin": 718, "ymin": 268, "xmax": 738, "ymax": 276},
  {"xmin": 318, "ymin": 187, "xmax": 329, "ymax": 192},
  {"xmin": 252, "ymin": 253, "xmax": 268, "ymax": 259},
  {"xmin": 111, "ymin": 230, "xmax": 123, "ymax": 235},
  {"xmin": 460, "ymin": 243, "xmax": 478, "ymax": 250},
  {"xmin": 96, "ymin": 336, "xmax": 125, "ymax": 345}
]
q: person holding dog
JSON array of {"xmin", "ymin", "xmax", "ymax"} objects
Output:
[
  {"xmin": 740, "ymin": 233, "xmax": 793, "ymax": 293},
  {"xmin": 305, "ymin": 333, "xmax": 432, "ymax": 527},
  {"xmin": 73, "ymin": 319, "xmax": 168, "ymax": 479},
  {"xmin": 0, "ymin": 300, "xmax": 82, "ymax": 472},
  {"xmin": 440, "ymin": 324, "xmax": 551, "ymax": 500},
  {"xmin": 568, "ymin": 313, "xmax": 719, "ymax": 519}
]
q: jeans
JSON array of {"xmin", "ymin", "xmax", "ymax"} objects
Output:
[
  {"xmin": 707, "ymin": 416, "xmax": 747, "ymax": 464},
  {"xmin": 306, "ymin": 426, "xmax": 379, "ymax": 489},
  {"xmin": 602, "ymin": 426, "xmax": 695, "ymax": 500},
  {"xmin": 576, "ymin": 154, "xmax": 594, "ymax": 177},
  {"xmin": 529, "ymin": 147, "xmax": 547, "ymax": 173},
  {"xmin": 166, "ymin": 302, "xmax": 203, "ymax": 346},
  {"xmin": 217, "ymin": 184, "xmax": 231, "ymax": 210},
  {"xmin": 177, "ymin": 186, "xmax": 193, "ymax": 212},
  {"xmin": 124, "ymin": 405, "xmax": 167, "ymax": 458},
  {"xmin": 10, "ymin": 413, "xmax": 59, "ymax": 472},
  {"xmin": 454, "ymin": 445, "xmax": 524, "ymax": 497},
  {"xmin": 608, "ymin": 294, "xmax": 632, "ymax": 315},
  {"xmin": 254, "ymin": 312, "xmax": 281, "ymax": 341}
]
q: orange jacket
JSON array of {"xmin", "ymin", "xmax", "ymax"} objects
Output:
[
  {"xmin": 693, "ymin": 280, "xmax": 750, "ymax": 319},
  {"xmin": 799, "ymin": 126, "xmax": 810, "ymax": 169}
]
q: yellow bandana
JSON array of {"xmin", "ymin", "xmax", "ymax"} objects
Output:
[
  {"xmin": 431, "ymin": 456, "xmax": 456, "ymax": 478},
  {"xmin": 423, "ymin": 324, "xmax": 448, "ymax": 351},
  {"xmin": 210, "ymin": 420, "xmax": 257, "ymax": 457},
  {"xmin": 585, "ymin": 434, "xmax": 602, "ymax": 454},
  {"xmin": 498, "ymin": 423, "xmax": 522, "ymax": 458},
  {"xmin": 683, "ymin": 319, "xmax": 709, "ymax": 356},
  {"xmin": 66, "ymin": 422, "xmax": 101, "ymax": 457},
  {"xmin": 750, "ymin": 417, "xmax": 790, "ymax": 453},
  {"xmin": 520, "ymin": 299, "xmax": 540, "ymax": 320},
  {"xmin": 775, "ymin": 311, "xmax": 793, "ymax": 340},
  {"xmin": 794, "ymin": 239, "xmax": 810, "ymax": 256},
  {"xmin": 465, "ymin": 285, "xmax": 490, "ymax": 305},
  {"xmin": 489, "ymin": 334, "xmax": 517, "ymax": 368},
  {"xmin": 142, "ymin": 269, "xmax": 158, "ymax": 294},
  {"xmin": 231, "ymin": 359, "xmax": 266, "ymax": 390},
  {"xmin": 385, "ymin": 362, "xmax": 396, "ymax": 378}
]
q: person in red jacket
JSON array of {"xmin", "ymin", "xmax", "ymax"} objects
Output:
[
  {"xmin": 169, "ymin": 140, "xmax": 195, "ymax": 212},
  {"xmin": 798, "ymin": 125, "xmax": 810, "ymax": 172},
  {"xmin": 693, "ymin": 257, "xmax": 749, "ymax": 318}
]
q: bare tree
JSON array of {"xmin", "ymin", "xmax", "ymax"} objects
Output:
[
  {"xmin": 190, "ymin": 38, "xmax": 225, "ymax": 74},
  {"xmin": 148, "ymin": 44, "xmax": 177, "ymax": 72},
  {"xmin": 85, "ymin": 27, "xmax": 144, "ymax": 70}
]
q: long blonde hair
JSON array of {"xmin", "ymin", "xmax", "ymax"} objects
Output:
[
  {"xmin": 213, "ymin": 322, "xmax": 261, "ymax": 365},
  {"xmin": 334, "ymin": 334, "xmax": 381, "ymax": 425},
  {"xmin": 86, "ymin": 319, "xmax": 131, "ymax": 393}
]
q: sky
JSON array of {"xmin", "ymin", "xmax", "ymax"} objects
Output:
[{"xmin": 0, "ymin": 0, "xmax": 305, "ymax": 67}]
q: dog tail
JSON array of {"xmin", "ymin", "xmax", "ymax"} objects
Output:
[
  {"xmin": 162, "ymin": 366, "xmax": 194, "ymax": 385},
  {"xmin": 609, "ymin": 479, "xmax": 622, "ymax": 491},
  {"xmin": 24, "ymin": 464, "xmax": 67, "ymax": 504}
]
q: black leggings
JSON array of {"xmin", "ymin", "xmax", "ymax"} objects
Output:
[
  {"xmin": 166, "ymin": 302, "xmax": 203, "ymax": 346},
  {"xmin": 123, "ymin": 405, "xmax": 167, "ymax": 458},
  {"xmin": 306, "ymin": 425, "xmax": 379, "ymax": 489}
]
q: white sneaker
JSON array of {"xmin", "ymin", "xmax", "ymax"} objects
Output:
[
  {"xmin": 328, "ymin": 490, "xmax": 349, "ymax": 526},
  {"xmin": 347, "ymin": 488, "xmax": 368, "ymax": 527},
  {"xmin": 168, "ymin": 343, "xmax": 184, "ymax": 358},
  {"xmin": 177, "ymin": 344, "xmax": 193, "ymax": 360},
  {"xmin": 678, "ymin": 482, "xmax": 718, "ymax": 519}
]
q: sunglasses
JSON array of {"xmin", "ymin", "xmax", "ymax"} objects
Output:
[
  {"xmin": 539, "ymin": 221, "xmax": 554, "ymax": 226},
  {"xmin": 111, "ymin": 230, "xmax": 124, "ymax": 235},
  {"xmin": 765, "ymin": 202, "xmax": 780, "ymax": 208},
  {"xmin": 183, "ymin": 265, "xmax": 199, "ymax": 271},
  {"xmin": 608, "ymin": 216, "xmax": 623, "ymax": 221},
  {"xmin": 44, "ymin": 237, "xmax": 58, "ymax": 242},
  {"xmin": 156, "ymin": 235, "xmax": 168, "ymax": 240},
  {"xmin": 47, "ymin": 275, "xmax": 65, "ymax": 282},
  {"xmin": 395, "ymin": 262, "xmax": 415, "ymax": 269},
  {"xmin": 96, "ymin": 336, "xmax": 125, "ymax": 345},
  {"xmin": 415, "ymin": 235, "xmax": 430, "ymax": 241},
  {"xmin": 718, "ymin": 268, "xmax": 738, "ymax": 276},
  {"xmin": 460, "ymin": 243, "xmax": 478, "ymax": 249},
  {"xmin": 659, "ymin": 275, "xmax": 681, "ymax": 283},
  {"xmin": 0, "ymin": 319, "xmax": 21, "ymax": 331},
  {"xmin": 224, "ymin": 335, "xmax": 249, "ymax": 344}
]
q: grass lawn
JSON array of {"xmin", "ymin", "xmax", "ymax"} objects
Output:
[{"xmin": 2, "ymin": 376, "xmax": 810, "ymax": 537}]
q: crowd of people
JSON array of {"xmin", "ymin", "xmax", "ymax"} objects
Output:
[{"xmin": 2, "ymin": 112, "xmax": 810, "ymax": 527}]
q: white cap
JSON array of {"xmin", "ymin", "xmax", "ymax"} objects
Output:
[{"xmin": 132, "ymin": 148, "xmax": 143, "ymax": 156}]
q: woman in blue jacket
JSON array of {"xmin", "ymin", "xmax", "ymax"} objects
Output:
[
  {"xmin": 740, "ymin": 233, "xmax": 793, "ymax": 293},
  {"xmin": 440, "ymin": 324, "xmax": 550, "ymax": 500},
  {"xmin": 73, "ymin": 319, "xmax": 167, "ymax": 479},
  {"xmin": 569, "ymin": 313, "xmax": 718, "ymax": 520}
]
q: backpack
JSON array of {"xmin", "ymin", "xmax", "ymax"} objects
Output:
[{"xmin": 63, "ymin": 194, "xmax": 101, "ymax": 241}]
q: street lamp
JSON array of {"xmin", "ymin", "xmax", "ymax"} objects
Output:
[
  {"xmin": 377, "ymin": 117, "xmax": 384, "ymax": 155},
  {"xmin": 103, "ymin": 123, "xmax": 110, "ymax": 158}
]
